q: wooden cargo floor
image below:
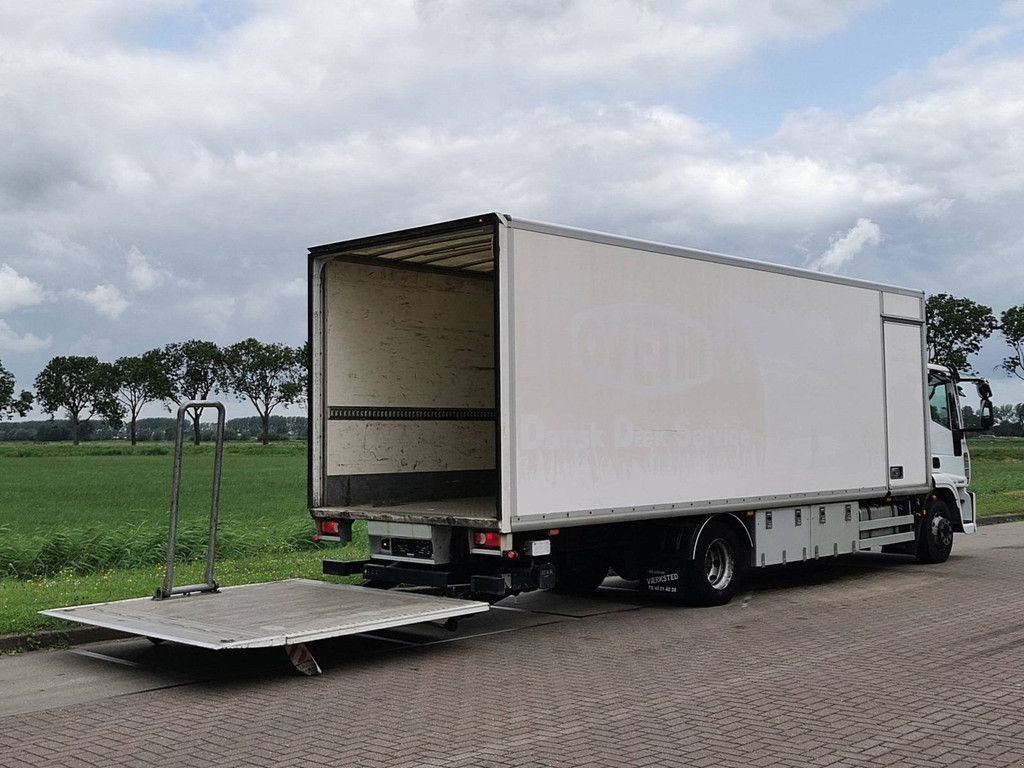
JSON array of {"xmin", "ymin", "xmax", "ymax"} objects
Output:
[{"xmin": 315, "ymin": 496, "xmax": 497, "ymax": 526}]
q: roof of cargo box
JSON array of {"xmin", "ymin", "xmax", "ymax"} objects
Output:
[
  {"xmin": 308, "ymin": 214, "xmax": 498, "ymax": 274},
  {"xmin": 309, "ymin": 212, "xmax": 923, "ymax": 297}
]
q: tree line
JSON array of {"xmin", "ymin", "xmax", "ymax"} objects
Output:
[
  {"xmin": 0, "ymin": 339, "xmax": 307, "ymax": 445},
  {"xmin": 0, "ymin": 415, "xmax": 308, "ymax": 443},
  {"xmin": 926, "ymin": 294, "xmax": 1024, "ymax": 379},
  {"xmin": 962, "ymin": 404, "xmax": 1024, "ymax": 436}
]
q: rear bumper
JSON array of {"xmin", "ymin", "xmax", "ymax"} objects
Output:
[
  {"xmin": 322, "ymin": 558, "xmax": 554, "ymax": 596},
  {"xmin": 322, "ymin": 558, "xmax": 371, "ymax": 576}
]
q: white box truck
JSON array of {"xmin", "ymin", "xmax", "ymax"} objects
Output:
[{"xmin": 310, "ymin": 213, "xmax": 994, "ymax": 606}]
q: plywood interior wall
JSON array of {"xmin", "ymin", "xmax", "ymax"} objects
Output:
[{"xmin": 324, "ymin": 260, "xmax": 495, "ymax": 476}]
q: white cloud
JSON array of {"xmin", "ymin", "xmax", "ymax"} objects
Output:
[
  {"xmin": 126, "ymin": 246, "xmax": 166, "ymax": 291},
  {"xmin": 0, "ymin": 1, "xmax": 893, "ymax": 270},
  {"xmin": 0, "ymin": 264, "xmax": 45, "ymax": 313},
  {"xmin": 180, "ymin": 293, "xmax": 236, "ymax": 334},
  {"xmin": 280, "ymin": 278, "xmax": 305, "ymax": 298},
  {"xmin": 775, "ymin": 50, "xmax": 1024, "ymax": 204},
  {"xmin": 913, "ymin": 198, "xmax": 954, "ymax": 221},
  {"xmin": 68, "ymin": 332, "xmax": 118, "ymax": 363},
  {"xmin": 0, "ymin": 319, "xmax": 50, "ymax": 352},
  {"xmin": 808, "ymin": 218, "xmax": 881, "ymax": 274},
  {"xmin": 27, "ymin": 232, "xmax": 97, "ymax": 272},
  {"xmin": 67, "ymin": 284, "xmax": 130, "ymax": 319}
]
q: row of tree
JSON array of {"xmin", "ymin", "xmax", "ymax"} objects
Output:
[
  {"xmin": 0, "ymin": 339, "xmax": 307, "ymax": 445},
  {"xmin": 926, "ymin": 294, "xmax": 1024, "ymax": 379},
  {"xmin": 0, "ymin": 415, "xmax": 309, "ymax": 443},
  {"xmin": 962, "ymin": 404, "xmax": 1024, "ymax": 435}
]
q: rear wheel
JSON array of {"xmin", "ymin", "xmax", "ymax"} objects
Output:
[
  {"xmin": 916, "ymin": 499, "xmax": 954, "ymax": 564},
  {"xmin": 684, "ymin": 521, "xmax": 741, "ymax": 607}
]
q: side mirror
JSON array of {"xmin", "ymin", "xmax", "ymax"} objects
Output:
[
  {"xmin": 977, "ymin": 398, "xmax": 994, "ymax": 430},
  {"xmin": 958, "ymin": 377, "xmax": 995, "ymax": 432}
]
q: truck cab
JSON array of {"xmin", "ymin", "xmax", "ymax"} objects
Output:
[{"xmin": 927, "ymin": 364, "xmax": 994, "ymax": 534}]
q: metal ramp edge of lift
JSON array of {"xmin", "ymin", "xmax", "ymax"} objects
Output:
[{"xmin": 40, "ymin": 401, "xmax": 489, "ymax": 676}]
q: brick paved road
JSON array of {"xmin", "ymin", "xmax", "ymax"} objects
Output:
[{"xmin": 3, "ymin": 523, "xmax": 1024, "ymax": 768}]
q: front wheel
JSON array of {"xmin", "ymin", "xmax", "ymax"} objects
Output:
[
  {"xmin": 916, "ymin": 500, "xmax": 954, "ymax": 564},
  {"xmin": 684, "ymin": 521, "xmax": 742, "ymax": 607}
]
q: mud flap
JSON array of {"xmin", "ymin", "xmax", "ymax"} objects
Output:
[
  {"xmin": 640, "ymin": 569, "xmax": 684, "ymax": 600},
  {"xmin": 960, "ymin": 490, "xmax": 977, "ymax": 530}
]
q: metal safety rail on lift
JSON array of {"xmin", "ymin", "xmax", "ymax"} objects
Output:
[
  {"xmin": 40, "ymin": 401, "xmax": 489, "ymax": 676},
  {"xmin": 155, "ymin": 401, "xmax": 225, "ymax": 600}
]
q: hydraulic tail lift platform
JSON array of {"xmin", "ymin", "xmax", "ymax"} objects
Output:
[
  {"xmin": 39, "ymin": 403, "xmax": 488, "ymax": 676},
  {"xmin": 39, "ymin": 579, "xmax": 488, "ymax": 675}
]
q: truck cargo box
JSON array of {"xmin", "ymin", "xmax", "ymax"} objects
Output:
[{"xmin": 309, "ymin": 214, "xmax": 930, "ymax": 535}]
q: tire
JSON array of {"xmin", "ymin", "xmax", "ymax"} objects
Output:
[
  {"xmin": 684, "ymin": 521, "xmax": 741, "ymax": 607},
  {"xmin": 916, "ymin": 499, "xmax": 954, "ymax": 564},
  {"xmin": 553, "ymin": 553, "xmax": 608, "ymax": 594}
]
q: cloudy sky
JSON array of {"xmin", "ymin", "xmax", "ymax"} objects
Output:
[{"xmin": 2, "ymin": 0, "xmax": 1023, "ymax": 416}]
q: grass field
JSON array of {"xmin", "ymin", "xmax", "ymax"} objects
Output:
[
  {"xmin": 0, "ymin": 441, "xmax": 367, "ymax": 637},
  {"xmin": 966, "ymin": 437, "xmax": 1024, "ymax": 516},
  {"xmin": 0, "ymin": 441, "xmax": 322, "ymax": 578},
  {"xmin": 1, "ymin": 437, "xmax": 1022, "ymax": 639},
  {"xmin": 1, "ymin": 440, "xmax": 308, "ymax": 535}
]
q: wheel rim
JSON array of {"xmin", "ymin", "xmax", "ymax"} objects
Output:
[
  {"xmin": 932, "ymin": 515, "xmax": 953, "ymax": 548},
  {"xmin": 703, "ymin": 538, "xmax": 734, "ymax": 590}
]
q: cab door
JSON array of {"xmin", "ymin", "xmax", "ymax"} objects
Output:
[
  {"xmin": 928, "ymin": 377, "xmax": 965, "ymax": 479},
  {"xmin": 928, "ymin": 375, "xmax": 974, "ymax": 527}
]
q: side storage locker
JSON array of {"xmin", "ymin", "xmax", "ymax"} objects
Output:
[
  {"xmin": 809, "ymin": 502, "xmax": 860, "ymax": 559},
  {"xmin": 754, "ymin": 508, "xmax": 811, "ymax": 567}
]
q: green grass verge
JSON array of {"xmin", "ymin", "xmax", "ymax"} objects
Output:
[
  {"xmin": 966, "ymin": 437, "xmax": 1024, "ymax": 517},
  {"xmin": 1, "ymin": 441, "xmax": 312, "ymax": 578}
]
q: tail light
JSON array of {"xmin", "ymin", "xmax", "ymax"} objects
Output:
[
  {"xmin": 472, "ymin": 530, "xmax": 501, "ymax": 549},
  {"xmin": 319, "ymin": 520, "xmax": 341, "ymax": 536}
]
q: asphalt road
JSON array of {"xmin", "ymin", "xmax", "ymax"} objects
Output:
[{"xmin": 2, "ymin": 523, "xmax": 1024, "ymax": 767}]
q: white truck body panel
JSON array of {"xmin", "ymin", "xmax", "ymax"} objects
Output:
[
  {"xmin": 882, "ymin": 322, "xmax": 930, "ymax": 489},
  {"xmin": 882, "ymin": 291, "xmax": 924, "ymax": 321},
  {"xmin": 506, "ymin": 225, "xmax": 915, "ymax": 526}
]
